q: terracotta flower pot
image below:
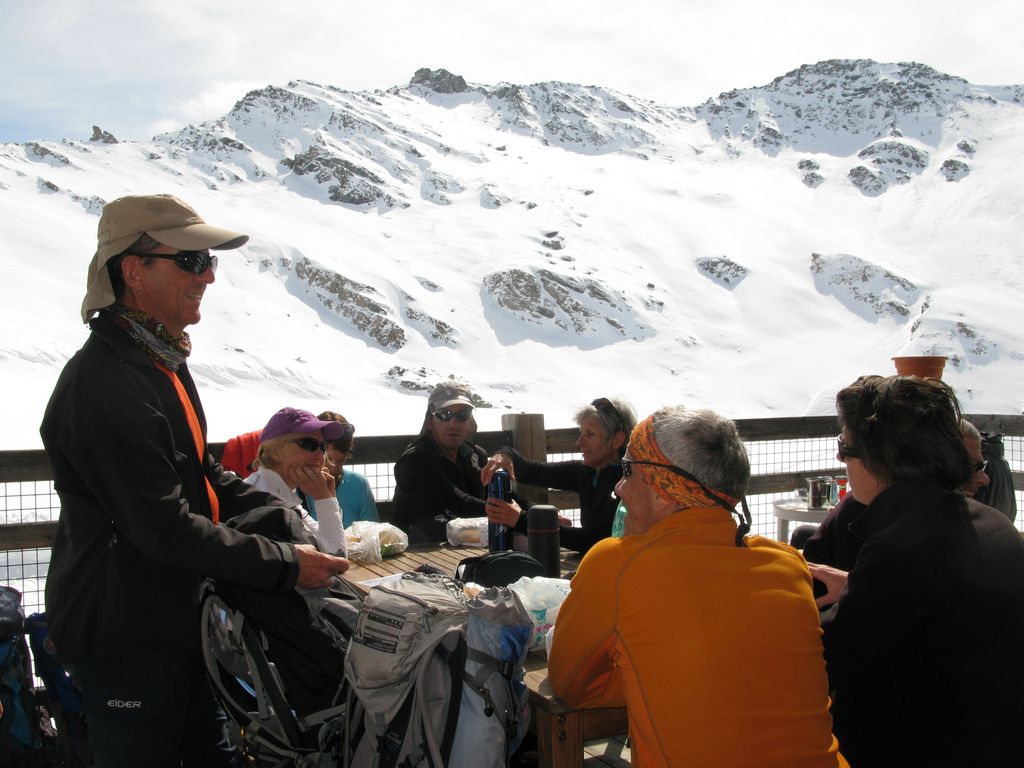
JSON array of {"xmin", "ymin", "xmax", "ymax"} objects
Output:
[{"xmin": 892, "ymin": 355, "xmax": 947, "ymax": 379}]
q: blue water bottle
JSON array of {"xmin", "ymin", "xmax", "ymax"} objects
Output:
[{"xmin": 487, "ymin": 468, "xmax": 511, "ymax": 552}]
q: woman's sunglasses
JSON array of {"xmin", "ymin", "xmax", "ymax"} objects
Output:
[
  {"xmin": 836, "ymin": 435, "xmax": 863, "ymax": 461},
  {"xmin": 434, "ymin": 409, "xmax": 472, "ymax": 423},
  {"xmin": 592, "ymin": 397, "xmax": 624, "ymax": 433},
  {"xmin": 292, "ymin": 437, "xmax": 327, "ymax": 453},
  {"xmin": 140, "ymin": 250, "xmax": 218, "ymax": 275}
]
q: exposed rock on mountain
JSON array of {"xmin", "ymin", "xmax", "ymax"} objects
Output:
[
  {"xmin": 481, "ymin": 185, "xmax": 510, "ymax": 208},
  {"xmin": 696, "ymin": 256, "xmax": 749, "ymax": 288},
  {"xmin": 287, "ymin": 257, "xmax": 407, "ymax": 351},
  {"xmin": 697, "ymin": 59, "xmax": 998, "ymax": 158},
  {"xmin": 908, "ymin": 302, "xmax": 995, "ymax": 370},
  {"xmin": 421, "ymin": 170, "xmax": 465, "ymax": 205},
  {"xmin": 71, "ymin": 192, "xmax": 105, "ymax": 214},
  {"xmin": 848, "ymin": 165, "xmax": 887, "ymax": 196},
  {"xmin": 541, "ymin": 232, "xmax": 565, "ymax": 250},
  {"xmin": 281, "ymin": 136, "xmax": 407, "ymax": 209},
  {"xmin": 810, "ymin": 253, "xmax": 920, "ymax": 321},
  {"xmin": 940, "ymin": 158, "xmax": 970, "ymax": 181},
  {"xmin": 400, "ymin": 292, "xmax": 459, "ymax": 347},
  {"xmin": 482, "ymin": 267, "xmax": 649, "ymax": 345},
  {"xmin": 802, "ymin": 171, "xmax": 825, "ymax": 188},
  {"xmin": 410, "ymin": 68, "xmax": 468, "ymax": 94},
  {"xmin": 855, "ymin": 139, "xmax": 929, "ymax": 187},
  {"xmin": 90, "ymin": 126, "xmax": 118, "ymax": 144},
  {"xmin": 25, "ymin": 142, "xmax": 72, "ymax": 167}
]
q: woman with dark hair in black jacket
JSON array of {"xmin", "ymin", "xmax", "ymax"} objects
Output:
[{"xmin": 810, "ymin": 375, "xmax": 1024, "ymax": 768}]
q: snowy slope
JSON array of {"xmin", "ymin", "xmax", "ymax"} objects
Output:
[{"xmin": 1, "ymin": 60, "xmax": 1021, "ymax": 449}]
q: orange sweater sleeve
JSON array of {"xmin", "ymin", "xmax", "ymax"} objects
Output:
[{"xmin": 548, "ymin": 537, "xmax": 625, "ymax": 708}]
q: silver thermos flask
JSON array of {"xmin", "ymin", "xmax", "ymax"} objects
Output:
[{"xmin": 528, "ymin": 504, "xmax": 561, "ymax": 578}]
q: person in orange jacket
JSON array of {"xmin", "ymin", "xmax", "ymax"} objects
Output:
[
  {"xmin": 548, "ymin": 405, "xmax": 847, "ymax": 768},
  {"xmin": 221, "ymin": 429, "xmax": 261, "ymax": 477}
]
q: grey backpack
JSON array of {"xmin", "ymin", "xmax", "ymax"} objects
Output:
[{"xmin": 343, "ymin": 572, "xmax": 532, "ymax": 768}]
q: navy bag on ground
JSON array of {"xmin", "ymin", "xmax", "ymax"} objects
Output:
[
  {"xmin": 24, "ymin": 613, "xmax": 90, "ymax": 767},
  {"xmin": 1, "ymin": 585, "xmax": 55, "ymax": 768}
]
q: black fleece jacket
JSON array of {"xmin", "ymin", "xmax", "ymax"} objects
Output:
[{"xmin": 41, "ymin": 313, "xmax": 300, "ymax": 661}]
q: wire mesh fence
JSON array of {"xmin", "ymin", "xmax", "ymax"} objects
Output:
[{"xmin": 4, "ymin": 434, "xmax": 1022, "ymax": 616}]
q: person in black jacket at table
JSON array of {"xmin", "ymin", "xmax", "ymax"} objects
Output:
[
  {"xmin": 40, "ymin": 194, "xmax": 350, "ymax": 768},
  {"xmin": 391, "ymin": 380, "xmax": 523, "ymax": 543},
  {"xmin": 800, "ymin": 419, "xmax": 992, "ymax": 572},
  {"xmin": 481, "ymin": 396, "xmax": 637, "ymax": 554},
  {"xmin": 809, "ymin": 375, "xmax": 1024, "ymax": 768}
]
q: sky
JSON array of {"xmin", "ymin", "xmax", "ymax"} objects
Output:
[{"xmin": 2, "ymin": 0, "xmax": 1022, "ymax": 144}]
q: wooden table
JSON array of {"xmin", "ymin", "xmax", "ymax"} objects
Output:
[
  {"xmin": 772, "ymin": 497, "xmax": 831, "ymax": 542},
  {"xmin": 344, "ymin": 542, "xmax": 629, "ymax": 768}
]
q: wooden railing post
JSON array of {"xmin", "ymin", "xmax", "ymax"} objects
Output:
[{"xmin": 502, "ymin": 413, "xmax": 549, "ymax": 505}]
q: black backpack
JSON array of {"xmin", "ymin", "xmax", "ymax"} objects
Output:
[
  {"xmin": 221, "ymin": 505, "xmax": 363, "ymax": 716},
  {"xmin": 454, "ymin": 552, "xmax": 547, "ymax": 587}
]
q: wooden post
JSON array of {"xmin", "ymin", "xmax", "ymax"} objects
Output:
[{"xmin": 503, "ymin": 413, "xmax": 549, "ymax": 505}]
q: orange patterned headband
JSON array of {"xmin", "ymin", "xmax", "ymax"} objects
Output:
[{"xmin": 627, "ymin": 415, "xmax": 740, "ymax": 510}]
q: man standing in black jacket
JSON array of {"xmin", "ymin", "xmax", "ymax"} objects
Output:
[{"xmin": 40, "ymin": 194, "xmax": 350, "ymax": 768}]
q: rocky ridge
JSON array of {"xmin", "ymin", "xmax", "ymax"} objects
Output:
[{"xmin": 2, "ymin": 60, "xmax": 1020, "ymax": 405}]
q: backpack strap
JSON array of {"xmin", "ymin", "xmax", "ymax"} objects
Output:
[{"xmin": 436, "ymin": 634, "xmax": 467, "ymax": 762}]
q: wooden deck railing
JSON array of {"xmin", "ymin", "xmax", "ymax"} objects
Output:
[{"xmin": 3, "ymin": 413, "xmax": 1022, "ymax": 551}]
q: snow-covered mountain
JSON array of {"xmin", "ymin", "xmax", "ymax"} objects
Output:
[{"xmin": 1, "ymin": 59, "xmax": 1021, "ymax": 449}]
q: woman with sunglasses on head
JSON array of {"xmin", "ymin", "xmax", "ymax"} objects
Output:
[
  {"xmin": 809, "ymin": 375, "xmax": 1024, "ymax": 768},
  {"xmin": 481, "ymin": 396, "xmax": 637, "ymax": 554},
  {"xmin": 244, "ymin": 407, "xmax": 348, "ymax": 555},
  {"xmin": 306, "ymin": 410, "xmax": 379, "ymax": 527}
]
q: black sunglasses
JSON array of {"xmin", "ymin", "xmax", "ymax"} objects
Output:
[
  {"xmin": 139, "ymin": 250, "xmax": 218, "ymax": 275},
  {"xmin": 292, "ymin": 437, "xmax": 327, "ymax": 453},
  {"xmin": 836, "ymin": 435, "xmax": 863, "ymax": 461},
  {"xmin": 972, "ymin": 459, "xmax": 988, "ymax": 473},
  {"xmin": 329, "ymin": 423, "xmax": 356, "ymax": 452},
  {"xmin": 592, "ymin": 397, "xmax": 623, "ymax": 433},
  {"xmin": 622, "ymin": 459, "xmax": 699, "ymax": 482},
  {"xmin": 434, "ymin": 408, "xmax": 472, "ymax": 423}
]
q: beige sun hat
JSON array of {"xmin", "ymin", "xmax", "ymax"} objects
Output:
[{"xmin": 81, "ymin": 194, "xmax": 249, "ymax": 322}]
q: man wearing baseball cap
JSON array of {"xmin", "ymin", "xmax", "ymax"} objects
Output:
[
  {"xmin": 40, "ymin": 195, "xmax": 350, "ymax": 767},
  {"xmin": 391, "ymin": 379, "xmax": 522, "ymax": 542}
]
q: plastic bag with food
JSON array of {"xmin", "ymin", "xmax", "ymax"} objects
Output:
[
  {"xmin": 508, "ymin": 575, "xmax": 571, "ymax": 653},
  {"xmin": 344, "ymin": 521, "xmax": 409, "ymax": 564},
  {"xmin": 446, "ymin": 516, "xmax": 488, "ymax": 547}
]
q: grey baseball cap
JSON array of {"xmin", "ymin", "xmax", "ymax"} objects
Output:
[{"xmin": 428, "ymin": 381, "xmax": 474, "ymax": 411}]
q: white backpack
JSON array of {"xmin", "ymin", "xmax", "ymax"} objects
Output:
[{"xmin": 343, "ymin": 572, "xmax": 532, "ymax": 768}]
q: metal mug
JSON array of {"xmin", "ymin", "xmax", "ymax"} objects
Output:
[{"xmin": 807, "ymin": 476, "xmax": 833, "ymax": 509}]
